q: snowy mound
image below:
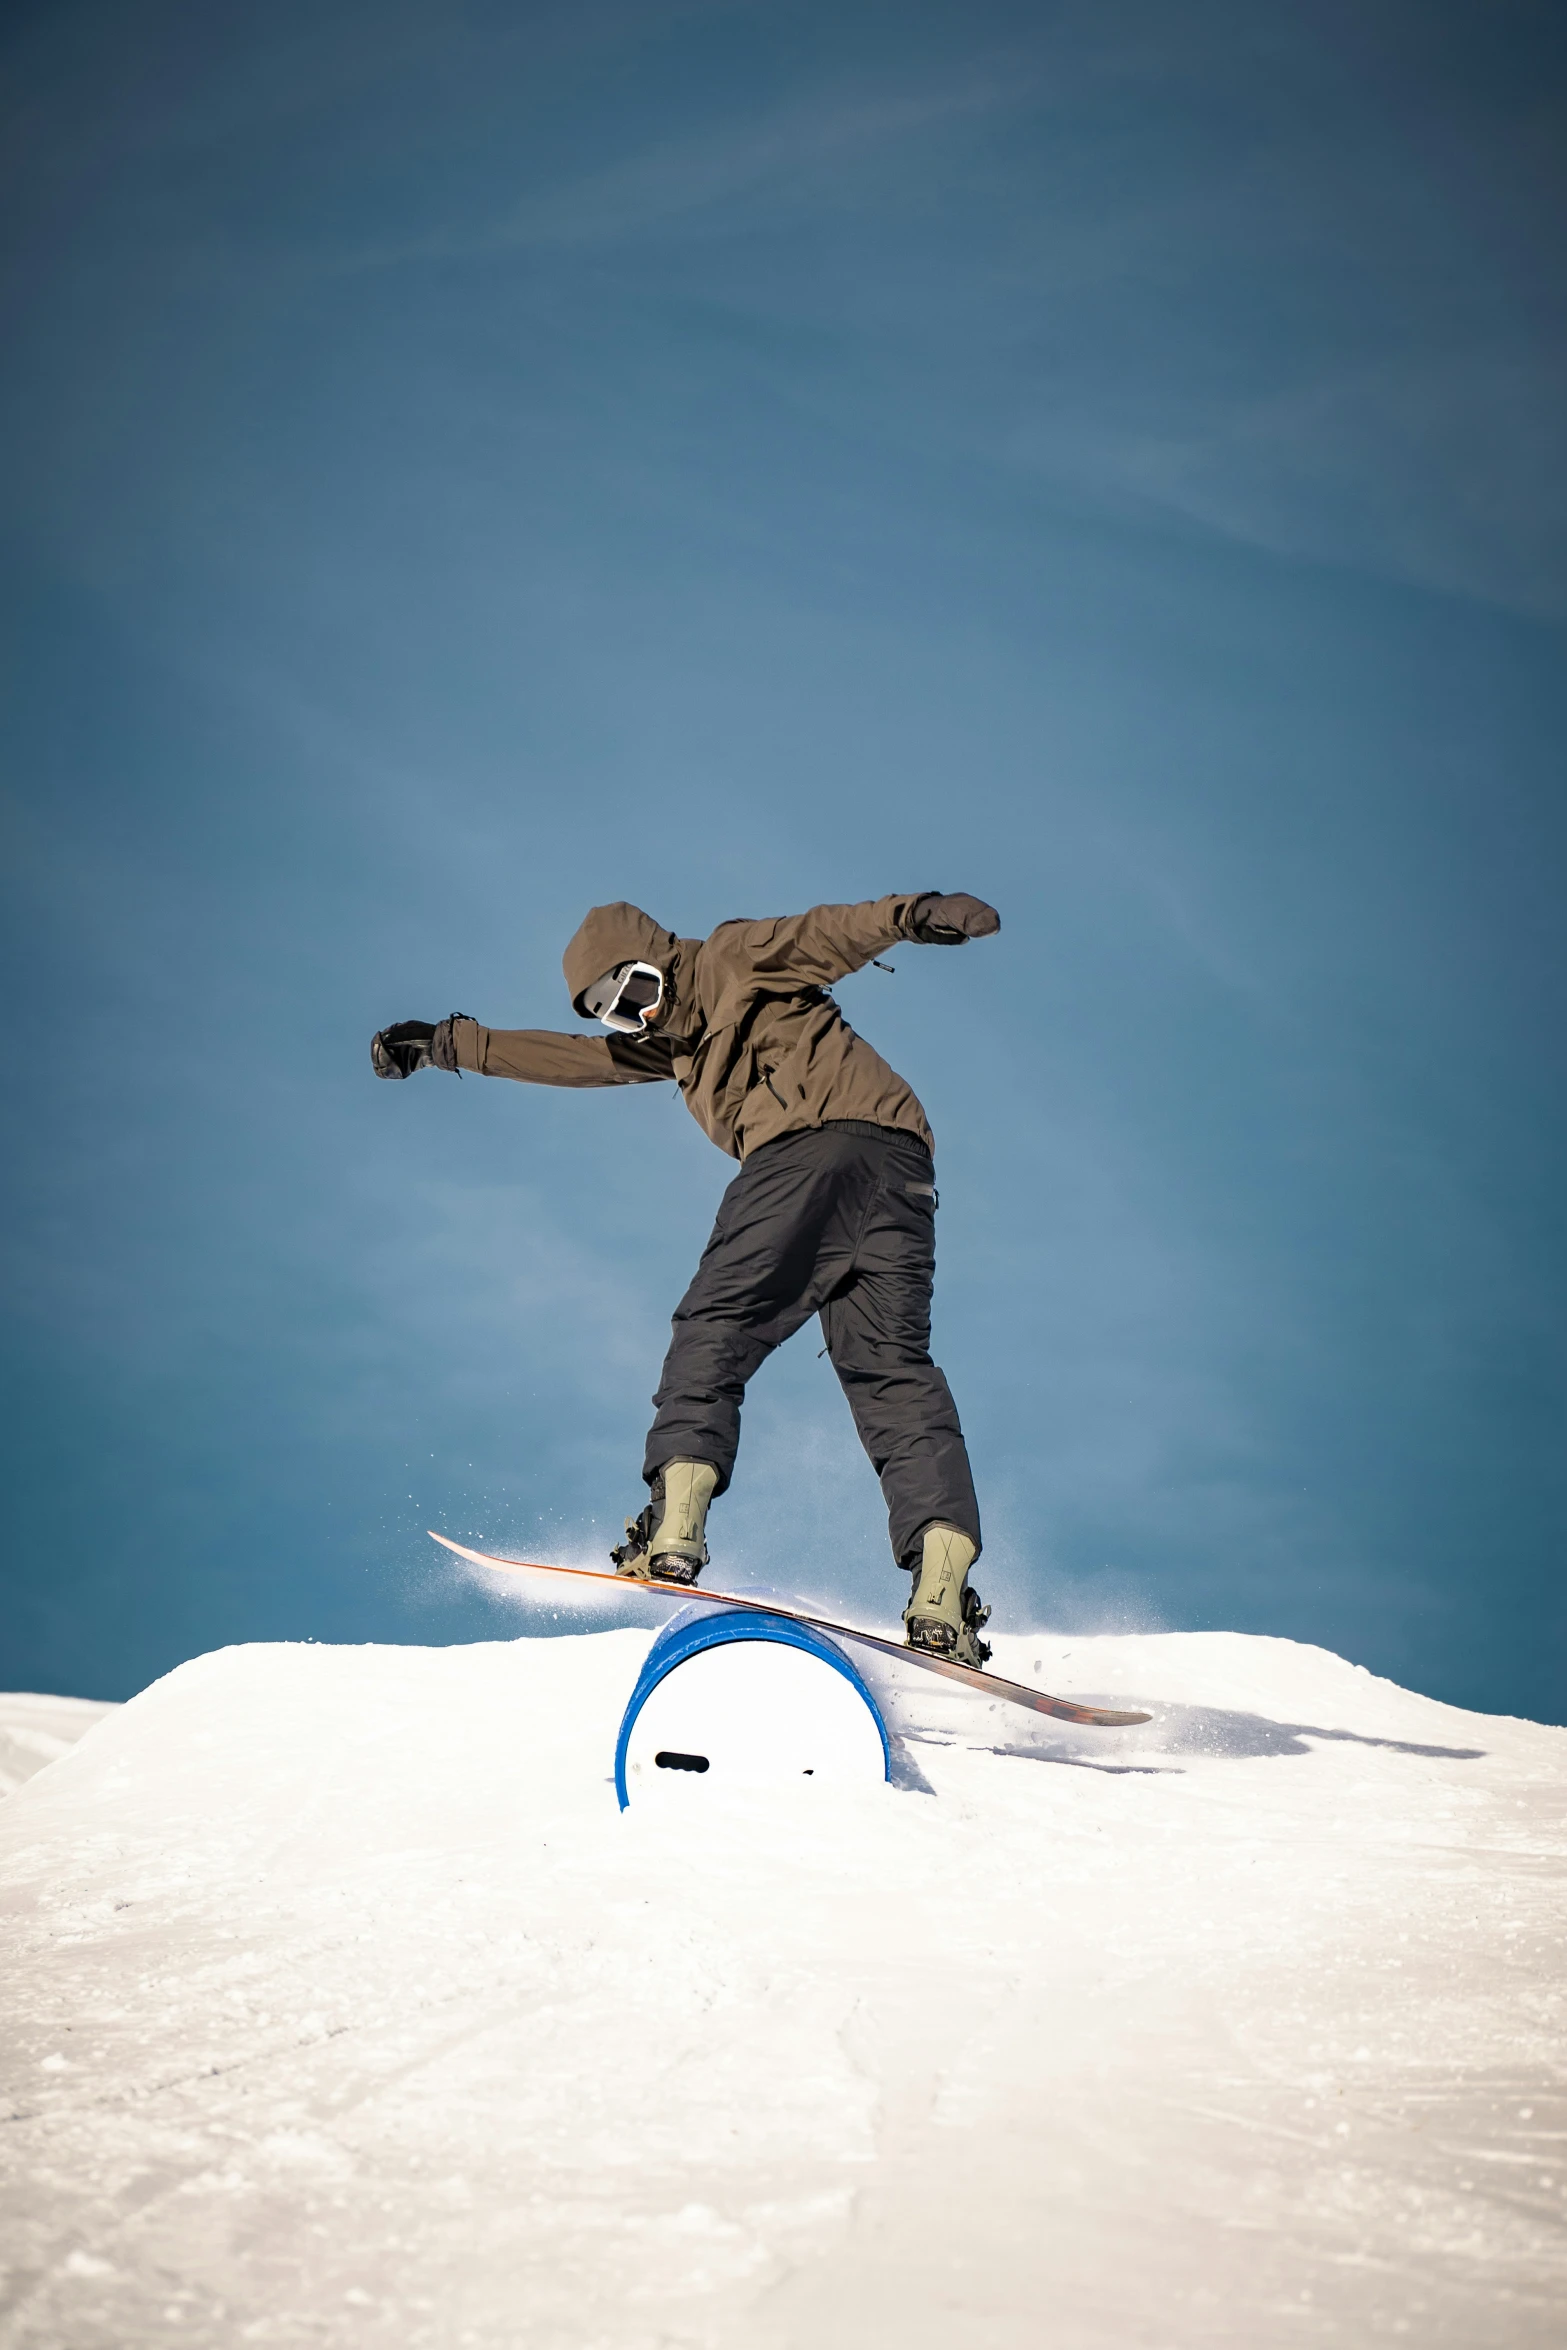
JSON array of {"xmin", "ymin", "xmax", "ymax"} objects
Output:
[
  {"xmin": 2, "ymin": 1627, "xmax": 1563, "ymax": 2347},
  {"xmin": 0, "ymin": 1692, "xmax": 118, "ymax": 1801}
]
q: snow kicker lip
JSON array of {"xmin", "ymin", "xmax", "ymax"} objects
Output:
[{"xmin": 428, "ymin": 1532, "xmax": 1153, "ymax": 1729}]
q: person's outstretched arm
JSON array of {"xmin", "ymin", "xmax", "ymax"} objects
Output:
[
  {"xmin": 706, "ymin": 891, "xmax": 1000, "ymax": 993},
  {"xmin": 371, "ymin": 1014, "xmax": 678, "ymax": 1086}
]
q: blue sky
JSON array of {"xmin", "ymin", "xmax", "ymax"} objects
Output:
[{"xmin": 2, "ymin": 0, "xmax": 1563, "ymax": 1720}]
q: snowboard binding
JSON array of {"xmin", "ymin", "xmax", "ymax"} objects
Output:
[
  {"xmin": 611, "ymin": 1503, "xmax": 706, "ymax": 1585},
  {"xmin": 904, "ymin": 1524, "xmax": 992, "ymax": 1668},
  {"xmin": 906, "ymin": 1580, "xmax": 992, "ymax": 1669},
  {"xmin": 610, "ymin": 1457, "xmax": 718, "ymax": 1588},
  {"xmin": 610, "ymin": 1461, "xmax": 718, "ymax": 1584}
]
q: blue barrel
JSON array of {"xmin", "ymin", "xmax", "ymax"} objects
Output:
[{"xmin": 614, "ymin": 1605, "xmax": 892, "ymax": 1809}]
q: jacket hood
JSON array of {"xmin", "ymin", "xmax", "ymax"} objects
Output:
[{"xmin": 563, "ymin": 902, "xmax": 682, "ymax": 1018}]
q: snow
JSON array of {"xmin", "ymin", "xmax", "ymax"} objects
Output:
[
  {"xmin": 1, "ymin": 1621, "xmax": 1563, "ymax": 2347},
  {"xmin": 0, "ymin": 1695, "xmax": 119, "ymax": 1802}
]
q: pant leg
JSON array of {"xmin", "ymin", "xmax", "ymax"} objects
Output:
[
  {"xmin": 643, "ymin": 1129, "xmax": 871, "ymax": 1492},
  {"xmin": 821, "ymin": 1142, "xmax": 982, "ymax": 1566}
]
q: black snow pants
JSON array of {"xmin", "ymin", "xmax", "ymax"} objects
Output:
[{"xmin": 643, "ymin": 1120, "xmax": 981, "ymax": 1567}]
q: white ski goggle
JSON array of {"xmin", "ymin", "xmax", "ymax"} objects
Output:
[{"xmin": 582, "ymin": 959, "xmax": 665, "ymax": 1034}]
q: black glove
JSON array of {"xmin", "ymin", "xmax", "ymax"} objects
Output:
[
  {"xmin": 906, "ymin": 892, "xmax": 1001, "ymax": 945},
  {"xmin": 371, "ymin": 1015, "xmax": 469, "ymax": 1079}
]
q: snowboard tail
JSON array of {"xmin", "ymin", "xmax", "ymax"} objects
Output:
[{"xmin": 428, "ymin": 1532, "xmax": 1152, "ymax": 1728}]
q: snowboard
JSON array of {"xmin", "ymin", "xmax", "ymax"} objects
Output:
[{"xmin": 428, "ymin": 1531, "xmax": 1152, "ymax": 1728}]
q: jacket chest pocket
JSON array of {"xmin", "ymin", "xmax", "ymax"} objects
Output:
[{"xmin": 745, "ymin": 1040, "xmax": 798, "ymax": 1110}]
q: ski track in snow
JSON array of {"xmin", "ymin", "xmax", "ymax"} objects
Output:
[{"xmin": 1, "ymin": 1629, "xmax": 1563, "ymax": 2348}]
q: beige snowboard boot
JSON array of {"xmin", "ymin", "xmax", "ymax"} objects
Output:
[
  {"xmin": 904, "ymin": 1524, "xmax": 992, "ymax": 1667},
  {"xmin": 611, "ymin": 1459, "xmax": 719, "ymax": 1585}
]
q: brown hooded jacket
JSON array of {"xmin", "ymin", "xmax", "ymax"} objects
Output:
[{"xmin": 451, "ymin": 894, "xmax": 942, "ymax": 1159}]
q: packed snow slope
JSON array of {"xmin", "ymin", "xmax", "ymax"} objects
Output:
[
  {"xmin": 1, "ymin": 1623, "xmax": 1563, "ymax": 2349},
  {"xmin": 0, "ymin": 1695, "xmax": 117, "ymax": 1802}
]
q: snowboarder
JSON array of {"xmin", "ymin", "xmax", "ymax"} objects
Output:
[{"xmin": 372, "ymin": 892, "xmax": 1001, "ymax": 1667}]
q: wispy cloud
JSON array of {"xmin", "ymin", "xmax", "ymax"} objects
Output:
[
  {"xmin": 330, "ymin": 61, "xmax": 1032, "ymax": 272},
  {"xmin": 1009, "ymin": 345, "xmax": 1567, "ymax": 621}
]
